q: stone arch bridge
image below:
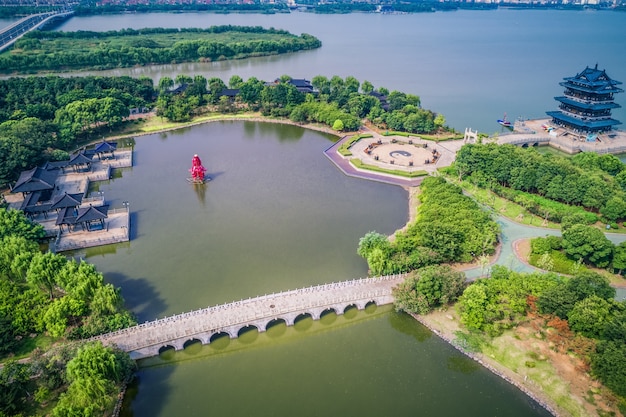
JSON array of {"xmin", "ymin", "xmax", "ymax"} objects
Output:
[{"xmin": 91, "ymin": 274, "xmax": 407, "ymax": 359}]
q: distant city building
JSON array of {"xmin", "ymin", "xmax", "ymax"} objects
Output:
[{"xmin": 546, "ymin": 64, "xmax": 623, "ymax": 135}]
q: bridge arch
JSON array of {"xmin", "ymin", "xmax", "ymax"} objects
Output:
[
  {"xmin": 238, "ymin": 324, "xmax": 259, "ymax": 338},
  {"xmin": 90, "ymin": 273, "xmax": 408, "ymax": 359},
  {"xmin": 183, "ymin": 338, "xmax": 202, "ymax": 349},
  {"xmin": 266, "ymin": 318, "xmax": 287, "ymax": 332},
  {"xmin": 158, "ymin": 345, "xmax": 176, "ymax": 356}
]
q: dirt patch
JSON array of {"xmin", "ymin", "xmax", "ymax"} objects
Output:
[{"xmin": 417, "ymin": 309, "xmax": 623, "ymax": 417}]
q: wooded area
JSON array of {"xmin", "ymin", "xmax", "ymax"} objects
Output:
[{"xmin": 0, "ymin": 26, "xmax": 321, "ymax": 72}]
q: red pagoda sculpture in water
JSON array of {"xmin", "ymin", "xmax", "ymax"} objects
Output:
[{"xmin": 189, "ymin": 154, "xmax": 207, "ymax": 183}]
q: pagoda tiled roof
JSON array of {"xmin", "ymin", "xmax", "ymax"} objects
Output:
[
  {"xmin": 12, "ymin": 167, "xmax": 59, "ymax": 193},
  {"xmin": 546, "ymin": 110, "xmax": 622, "ymax": 129},
  {"xmin": 554, "ymin": 96, "xmax": 621, "ymax": 111},
  {"xmin": 561, "ymin": 65, "xmax": 623, "ymax": 95},
  {"xmin": 55, "ymin": 207, "xmax": 77, "ymax": 226},
  {"xmin": 56, "ymin": 204, "xmax": 109, "ymax": 225}
]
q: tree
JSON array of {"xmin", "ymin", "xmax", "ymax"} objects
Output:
[
  {"xmin": 0, "ymin": 360, "xmax": 30, "ymax": 415},
  {"xmin": 157, "ymin": 76, "xmax": 174, "ymax": 92},
  {"xmin": 561, "ymin": 224, "xmax": 614, "ymax": 268},
  {"xmin": 332, "ymin": 119, "xmax": 344, "ymax": 131},
  {"xmin": 591, "ymin": 340, "xmax": 626, "ymax": 397},
  {"xmin": 0, "ymin": 207, "xmax": 45, "ymax": 240},
  {"xmin": 612, "ymin": 241, "xmax": 626, "ymax": 274},
  {"xmin": 27, "ymin": 252, "xmax": 67, "ymax": 299},
  {"xmin": 394, "ymin": 265, "xmax": 466, "ymax": 315},
  {"xmin": 458, "ymin": 283, "xmax": 488, "ymax": 331},
  {"xmin": 567, "ymin": 295, "xmax": 613, "ymax": 338},
  {"xmin": 53, "ymin": 342, "xmax": 134, "ymax": 416},
  {"xmin": 600, "ymin": 196, "xmax": 626, "ymax": 222},
  {"xmin": 228, "ymin": 74, "xmax": 243, "ymax": 89},
  {"xmin": 360, "ymin": 80, "xmax": 374, "ymax": 94}
]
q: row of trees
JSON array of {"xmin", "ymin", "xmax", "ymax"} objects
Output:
[
  {"xmin": 357, "ymin": 176, "xmax": 499, "ymax": 275},
  {"xmin": 455, "ymin": 143, "xmax": 626, "ymax": 221},
  {"xmin": 156, "ymin": 73, "xmax": 448, "ymax": 135},
  {"xmin": 1, "ymin": 27, "xmax": 321, "ymax": 72},
  {"xmin": 0, "ymin": 207, "xmax": 137, "ymax": 414}
]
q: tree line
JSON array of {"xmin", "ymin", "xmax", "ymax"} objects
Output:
[
  {"xmin": 455, "ymin": 143, "xmax": 626, "ymax": 224},
  {"xmin": 155, "ymin": 73, "xmax": 448, "ymax": 135},
  {"xmin": 0, "ymin": 27, "xmax": 321, "ymax": 72}
]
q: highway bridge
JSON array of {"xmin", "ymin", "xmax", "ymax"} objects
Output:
[{"xmin": 0, "ymin": 10, "xmax": 74, "ymax": 53}]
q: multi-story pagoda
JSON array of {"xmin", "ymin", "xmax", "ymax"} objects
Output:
[{"xmin": 546, "ymin": 64, "xmax": 623, "ymax": 136}]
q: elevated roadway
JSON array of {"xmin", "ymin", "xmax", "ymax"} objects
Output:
[{"xmin": 0, "ymin": 10, "xmax": 74, "ymax": 53}]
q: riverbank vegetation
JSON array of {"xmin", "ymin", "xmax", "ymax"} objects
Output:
[
  {"xmin": 357, "ymin": 176, "xmax": 499, "ymax": 275},
  {"xmin": 0, "ymin": 26, "xmax": 321, "ymax": 72},
  {"xmin": 0, "ymin": 207, "xmax": 136, "ymax": 415}
]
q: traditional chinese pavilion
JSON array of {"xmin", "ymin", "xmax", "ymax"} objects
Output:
[{"xmin": 546, "ymin": 64, "xmax": 623, "ymax": 135}]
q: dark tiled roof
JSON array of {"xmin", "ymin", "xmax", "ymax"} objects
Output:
[
  {"xmin": 561, "ymin": 65, "xmax": 623, "ymax": 94},
  {"xmin": 67, "ymin": 152, "xmax": 93, "ymax": 166},
  {"xmin": 56, "ymin": 207, "xmax": 77, "ymax": 225},
  {"xmin": 50, "ymin": 192, "xmax": 83, "ymax": 210},
  {"xmin": 219, "ymin": 88, "xmax": 239, "ymax": 97},
  {"xmin": 94, "ymin": 141, "xmax": 118, "ymax": 153},
  {"xmin": 75, "ymin": 204, "xmax": 109, "ymax": 223},
  {"xmin": 12, "ymin": 167, "xmax": 59, "ymax": 193}
]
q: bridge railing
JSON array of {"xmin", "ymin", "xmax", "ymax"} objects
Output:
[{"xmin": 87, "ymin": 274, "xmax": 407, "ymax": 343}]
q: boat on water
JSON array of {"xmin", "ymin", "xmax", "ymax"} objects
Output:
[
  {"xmin": 497, "ymin": 113, "xmax": 513, "ymax": 129},
  {"xmin": 187, "ymin": 154, "xmax": 210, "ymax": 183}
]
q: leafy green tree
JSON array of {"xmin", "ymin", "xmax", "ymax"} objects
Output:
[
  {"xmin": 0, "ymin": 207, "xmax": 45, "ymax": 241},
  {"xmin": 393, "ymin": 265, "xmax": 465, "ymax": 314},
  {"xmin": 228, "ymin": 75, "xmax": 243, "ymax": 89},
  {"xmin": 157, "ymin": 76, "xmax": 174, "ymax": 92},
  {"xmin": 43, "ymin": 296, "xmax": 87, "ymax": 337},
  {"xmin": 332, "ymin": 119, "xmax": 344, "ymax": 131},
  {"xmin": 357, "ymin": 231, "xmax": 391, "ymax": 260},
  {"xmin": 561, "ymin": 224, "xmax": 614, "ymax": 268},
  {"xmin": 600, "ymin": 196, "xmax": 626, "ymax": 221},
  {"xmin": 612, "ymin": 242, "xmax": 626, "ymax": 274},
  {"xmin": 360, "ymin": 80, "xmax": 374, "ymax": 94},
  {"xmin": 458, "ymin": 283, "xmax": 488, "ymax": 331},
  {"xmin": 591, "ymin": 340, "xmax": 626, "ymax": 397},
  {"xmin": 53, "ymin": 342, "xmax": 134, "ymax": 416},
  {"xmin": 0, "ymin": 235, "xmax": 39, "ymax": 281},
  {"xmin": 27, "ymin": 252, "xmax": 67, "ymax": 299},
  {"xmin": 0, "ymin": 360, "xmax": 30, "ymax": 415},
  {"xmin": 567, "ymin": 295, "xmax": 613, "ymax": 338}
]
